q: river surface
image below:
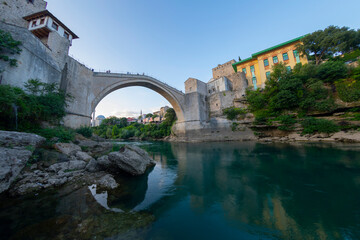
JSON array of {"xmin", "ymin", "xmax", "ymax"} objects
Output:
[{"xmin": 1, "ymin": 141, "xmax": 360, "ymax": 240}]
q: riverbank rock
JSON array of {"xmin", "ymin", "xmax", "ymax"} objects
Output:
[
  {"xmin": 76, "ymin": 151, "xmax": 93, "ymax": 162},
  {"xmin": 0, "ymin": 130, "xmax": 45, "ymax": 148},
  {"xmin": 97, "ymin": 174, "xmax": 118, "ymax": 189},
  {"xmin": 77, "ymin": 140, "xmax": 112, "ymax": 154},
  {"xmin": 48, "ymin": 160, "xmax": 87, "ymax": 173},
  {"xmin": 331, "ymin": 131, "xmax": 360, "ymax": 142},
  {"xmin": 104, "ymin": 145, "xmax": 156, "ymax": 176},
  {"xmin": 54, "ymin": 143, "xmax": 81, "ymax": 156},
  {"xmin": 0, "ymin": 147, "xmax": 32, "ymax": 193}
]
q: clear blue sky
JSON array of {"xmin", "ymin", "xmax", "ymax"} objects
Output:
[{"xmin": 46, "ymin": 0, "xmax": 360, "ymax": 118}]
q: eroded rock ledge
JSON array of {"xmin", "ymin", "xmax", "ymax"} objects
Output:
[{"xmin": 0, "ymin": 131, "xmax": 156, "ymax": 196}]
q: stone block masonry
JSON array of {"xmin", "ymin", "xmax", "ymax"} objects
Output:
[{"xmin": 0, "ymin": 0, "xmax": 47, "ymax": 28}]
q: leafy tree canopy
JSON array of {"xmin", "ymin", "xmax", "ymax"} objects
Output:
[{"xmin": 297, "ymin": 25, "xmax": 360, "ymax": 65}]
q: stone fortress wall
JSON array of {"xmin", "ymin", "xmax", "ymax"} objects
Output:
[{"xmin": 212, "ymin": 59, "xmax": 236, "ymax": 79}]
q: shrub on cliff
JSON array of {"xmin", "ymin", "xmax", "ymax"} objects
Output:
[
  {"xmin": 0, "ymin": 30, "xmax": 22, "ymax": 68},
  {"xmin": 223, "ymin": 107, "xmax": 246, "ymax": 120},
  {"xmin": 277, "ymin": 115, "xmax": 296, "ymax": 131},
  {"xmin": 301, "ymin": 118, "xmax": 339, "ymax": 134}
]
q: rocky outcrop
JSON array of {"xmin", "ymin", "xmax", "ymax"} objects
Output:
[
  {"xmin": 0, "ymin": 130, "xmax": 46, "ymax": 148},
  {"xmin": 48, "ymin": 160, "xmax": 87, "ymax": 173},
  {"xmin": 54, "ymin": 143, "xmax": 81, "ymax": 156},
  {"xmin": 0, "ymin": 147, "xmax": 32, "ymax": 193},
  {"xmin": 258, "ymin": 130, "xmax": 360, "ymax": 143},
  {"xmin": 98, "ymin": 145, "xmax": 156, "ymax": 176},
  {"xmin": 0, "ymin": 129, "xmax": 155, "ymax": 195},
  {"xmin": 0, "ymin": 131, "xmax": 46, "ymax": 193},
  {"xmin": 77, "ymin": 140, "xmax": 112, "ymax": 154},
  {"xmin": 75, "ymin": 151, "xmax": 93, "ymax": 162},
  {"xmin": 96, "ymin": 174, "xmax": 118, "ymax": 189}
]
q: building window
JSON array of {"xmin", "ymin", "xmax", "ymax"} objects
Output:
[
  {"xmin": 252, "ymin": 77, "xmax": 257, "ymax": 90},
  {"xmin": 242, "ymin": 68, "xmax": 247, "ymax": 74},
  {"xmin": 293, "ymin": 50, "xmax": 300, "ymax": 63},
  {"xmin": 273, "ymin": 56, "xmax": 279, "ymax": 64},
  {"xmin": 52, "ymin": 22, "xmax": 59, "ymax": 31},
  {"xmin": 64, "ymin": 32, "xmax": 69, "ymax": 39},
  {"xmin": 32, "ymin": 20, "xmax": 37, "ymax": 27},
  {"xmin": 264, "ymin": 59, "xmax": 269, "ymax": 67},
  {"xmin": 266, "ymin": 71, "xmax": 271, "ymax": 79},
  {"xmin": 40, "ymin": 18, "xmax": 45, "ymax": 25},
  {"xmin": 283, "ymin": 52, "xmax": 289, "ymax": 61},
  {"xmin": 286, "ymin": 66, "xmax": 291, "ymax": 72}
]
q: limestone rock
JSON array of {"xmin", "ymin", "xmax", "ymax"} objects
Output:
[
  {"xmin": 288, "ymin": 133, "xmax": 309, "ymax": 141},
  {"xmin": 107, "ymin": 145, "xmax": 155, "ymax": 176},
  {"xmin": 78, "ymin": 140, "xmax": 112, "ymax": 154},
  {"xmin": 96, "ymin": 174, "xmax": 118, "ymax": 189},
  {"xmin": 331, "ymin": 131, "xmax": 360, "ymax": 142},
  {"xmin": 54, "ymin": 143, "xmax": 81, "ymax": 156},
  {"xmin": 76, "ymin": 151, "xmax": 93, "ymax": 162},
  {"xmin": 0, "ymin": 147, "xmax": 32, "ymax": 193},
  {"xmin": 86, "ymin": 158, "xmax": 100, "ymax": 173},
  {"xmin": 0, "ymin": 130, "xmax": 45, "ymax": 148},
  {"xmin": 97, "ymin": 155, "xmax": 111, "ymax": 168},
  {"xmin": 48, "ymin": 160, "xmax": 86, "ymax": 173}
]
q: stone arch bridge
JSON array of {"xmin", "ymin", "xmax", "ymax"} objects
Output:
[{"xmin": 63, "ymin": 72, "xmax": 207, "ymax": 137}]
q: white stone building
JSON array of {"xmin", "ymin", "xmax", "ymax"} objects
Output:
[{"xmin": 207, "ymin": 76, "xmax": 233, "ymax": 95}]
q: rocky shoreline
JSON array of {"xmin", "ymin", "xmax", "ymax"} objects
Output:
[
  {"xmin": 0, "ymin": 131, "xmax": 155, "ymax": 197},
  {"xmin": 1, "ymin": 128, "xmax": 360, "ymax": 197}
]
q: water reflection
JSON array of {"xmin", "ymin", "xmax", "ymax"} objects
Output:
[
  {"xmin": 140, "ymin": 142, "xmax": 360, "ymax": 239},
  {"xmin": 2, "ymin": 141, "xmax": 360, "ymax": 239}
]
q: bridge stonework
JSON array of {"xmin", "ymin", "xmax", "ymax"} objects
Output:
[{"xmin": 61, "ymin": 63, "xmax": 209, "ymax": 137}]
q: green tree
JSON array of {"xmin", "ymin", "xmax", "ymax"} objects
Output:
[
  {"xmin": 112, "ymin": 125, "xmax": 119, "ymax": 138},
  {"xmin": 297, "ymin": 26, "xmax": 360, "ymax": 65},
  {"xmin": 106, "ymin": 127, "xmax": 112, "ymax": 139},
  {"xmin": 163, "ymin": 108, "xmax": 176, "ymax": 126}
]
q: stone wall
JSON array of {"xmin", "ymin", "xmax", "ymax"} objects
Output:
[
  {"xmin": 173, "ymin": 117, "xmax": 256, "ymax": 142},
  {"xmin": 62, "ymin": 57, "xmax": 95, "ymax": 128},
  {"xmin": 184, "ymin": 77, "xmax": 207, "ymax": 95},
  {"xmin": 0, "ymin": 21, "xmax": 61, "ymax": 87},
  {"xmin": 0, "ymin": 0, "xmax": 47, "ymax": 28},
  {"xmin": 227, "ymin": 72, "xmax": 248, "ymax": 95},
  {"xmin": 207, "ymin": 76, "xmax": 232, "ymax": 95},
  {"xmin": 47, "ymin": 31, "xmax": 71, "ymax": 68},
  {"xmin": 212, "ymin": 59, "xmax": 236, "ymax": 79}
]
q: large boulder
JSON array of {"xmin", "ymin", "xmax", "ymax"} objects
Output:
[
  {"xmin": 76, "ymin": 151, "xmax": 93, "ymax": 162},
  {"xmin": 0, "ymin": 130, "xmax": 45, "ymax": 148},
  {"xmin": 0, "ymin": 147, "xmax": 32, "ymax": 193},
  {"xmin": 78, "ymin": 140, "xmax": 112, "ymax": 154},
  {"xmin": 107, "ymin": 145, "xmax": 156, "ymax": 176},
  {"xmin": 54, "ymin": 143, "xmax": 81, "ymax": 156}
]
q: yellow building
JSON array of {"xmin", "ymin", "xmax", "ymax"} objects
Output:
[{"xmin": 232, "ymin": 36, "xmax": 308, "ymax": 89}]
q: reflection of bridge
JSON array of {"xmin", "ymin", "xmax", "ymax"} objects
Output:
[{"xmin": 63, "ymin": 71, "xmax": 207, "ymax": 136}]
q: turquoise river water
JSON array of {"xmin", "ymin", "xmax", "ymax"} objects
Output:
[{"xmin": 1, "ymin": 141, "xmax": 360, "ymax": 239}]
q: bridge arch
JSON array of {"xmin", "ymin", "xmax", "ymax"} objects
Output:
[{"xmin": 90, "ymin": 73, "xmax": 185, "ymax": 123}]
